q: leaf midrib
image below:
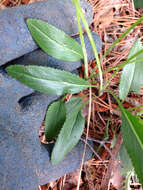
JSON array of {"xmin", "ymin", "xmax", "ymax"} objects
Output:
[
  {"xmin": 30, "ymin": 22, "xmax": 82, "ymax": 58},
  {"xmin": 12, "ymin": 70, "xmax": 90, "ymax": 88},
  {"xmin": 60, "ymin": 113, "xmax": 79, "ymax": 153}
]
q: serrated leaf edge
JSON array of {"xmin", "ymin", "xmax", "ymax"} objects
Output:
[
  {"xmin": 121, "ymin": 109, "xmax": 143, "ymax": 184},
  {"xmin": 122, "ymin": 141, "xmax": 143, "ymax": 185},
  {"xmin": 51, "ymin": 111, "xmax": 84, "ymax": 165},
  {"xmin": 45, "ymin": 100, "xmax": 66, "ymax": 141},
  {"xmin": 51, "ymin": 99, "xmax": 84, "ymax": 165},
  {"xmin": 27, "ymin": 19, "xmax": 83, "ymax": 59},
  {"xmin": 7, "ymin": 65, "xmax": 90, "ymax": 88}
]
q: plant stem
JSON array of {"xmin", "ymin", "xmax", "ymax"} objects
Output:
[
  {"xmin": 72, "ymin": 0, "xmax": 103, "ymax": 94},
  {"xmin": 128, "ymin": 105, "xmax": 143, "ymax": 111},
  {"xmin": 106, "ymin": 89, "xmax": 123, "ymax": 109},
  {"xmin": 102, "ymin": 68, "xmax": 120, "ymax": 91},
  {"xmin": 88, "ymin": 16, "xmax": 143, "ymax": 79},
  {"xmin": 101, "ymin": 48, "xmax": 143, "ymax": 89},
  {"xmin": 77, "ymin": 87, "xmax": 92, "ymax": 190},
  {"xmin": 89, "ymin": 43, "xmax": 143, "ymax": 89},
  {"xmin": 75, "ymin": 4, "xmax": 88, "ymax": 78},
  {"xmin": 102, "ymin": 16, "xmax": 143, "ymax": 60},
  {"xmin": 103, "ymin": 49, "xmax": 143, "ymax": 73}
]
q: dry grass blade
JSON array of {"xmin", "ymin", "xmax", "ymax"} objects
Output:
[{"xmin": 77, "ymin": 87, "xmax": 92, "ymax": 190}]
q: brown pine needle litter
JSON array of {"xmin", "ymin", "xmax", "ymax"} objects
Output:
[{"xmin": 1, "ymin": 0, "xmax": 143, "ymax": 189}]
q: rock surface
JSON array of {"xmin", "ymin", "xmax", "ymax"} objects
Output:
[{"xmin": 0, "ymin": 69, "xmax": 93, "ymax": 190}]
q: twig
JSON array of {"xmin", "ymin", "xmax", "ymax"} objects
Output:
[
  {"xmin": 87, "ymin": 137, "xmax": 121, "ymax": 169},
  {"xmin": 77, "ymin": 87, "xmax": 92, "ymax": 190},
  {"xmin": 101, "ymin": 133, "xmax": 123, "ymax": 190},
  {"xmin": 80, "ymin": 137, "xmax": 105, "ymax": 164}
]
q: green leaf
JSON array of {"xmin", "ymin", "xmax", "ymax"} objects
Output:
[
  {"xmin": 133, "ymin": 0, "xmax": 143, "ymax": 8},
  {"xmin": 119, "ymin": 39, "xmax": 143, "ymax": 100},
  {"xmin": 6, "ymin": 65, "xmax": 90, "ymax": 96},
  {"xmin": 107, "ymin": 92, "xmax": 143, "ymax": 186},
  {"xmin": 51, "ymin": 97, "xmax": 85, "ymax": 165},
  {"xmin": 65, "ymin": 97, "xmax": 83, "ymax": 115},
  {"xmin": 121, "ymin": 106, "xmax": 143, "ymax": 186},
  {"xmin": 26, "ymin": 18, "xmax": 83, "ymax": 62},
  {"xmin": 45, "ymin": 100, "xmax": 66, "ymax": 141},
  {"xmin": 118, "ymin": 144, "xmax": 133, "ymax": 175}
]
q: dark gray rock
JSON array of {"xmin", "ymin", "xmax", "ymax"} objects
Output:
[
  {"xmin": 0, "ymin": 70, "xmax": 93, "ymax": 190},
  {"xmin": 0, "ymin": 0, "xmax": 93, "ymax": 66},
  {"xmin": 9, "ymin": 32, "xmax": 102, "ymax": 72}
]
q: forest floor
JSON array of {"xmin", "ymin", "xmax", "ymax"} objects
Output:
[{"xmin": 0, "ymin": 0, "xmax": 143, "ymax": 189}]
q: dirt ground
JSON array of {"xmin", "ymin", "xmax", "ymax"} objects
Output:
[{"xmin": 0, "ymin": 0, "xmax": 143, "ymax": 189}]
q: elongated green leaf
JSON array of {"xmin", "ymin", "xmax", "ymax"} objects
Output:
[
  {"xmin": 45, "ymin": 100, "xmax": 66, "ymax": 141},
  {"xmin": 26, "ymin": 18, "xmax": 83, "ymax": 62},
  {"xmin": 6, "ymin": 65, "xmax": 90, "ymax": 96},
  {"xmin": 51, "ymin": 98, "xmax": 84, "ymax": 165},
  {"xmin": 134, "ymin": 0, "xmax": 143, "ymax": 8},
  {"xmin": 108, "ymin": 92, "xmax": 143, "ymax": 186},
  {"xmin": 66, "ymin": 97, "xmax": 83, "ymax": 115},
  {"xmin": 121, "ymin": 107, "xmax": 143, "ymax": 186},
  {"xmin": 119, "ymin": 39, "xmax": 143, "ymax": 100}
]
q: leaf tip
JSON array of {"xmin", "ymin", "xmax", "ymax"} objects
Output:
[
  {"xmin": 5, "ymin": 66, "xmax": 10, "ymax": 73},
  {"xmin": 26, "ymin": 18, "xmax": 31, "ymax": 25},
  {"xmin": 26, "ymin": 18, "xmax": 37, "ymax": 28},
  {"xmin": 51, "ymin": 153, "xmax": 61, "ymax": 166}
]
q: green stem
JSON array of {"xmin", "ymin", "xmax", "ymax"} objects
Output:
[
  {"xmin": 75, "ymin": 4, "xmax": 88, "ymax": 78},
  {"xmin": 102, "ymin": 16, "xmax": 143, "ymax": 60},
  {"xmin": 89, "ymin": 16, "xmax": 143, "ymax": 79},
  {"xmin": 102, "ymin": 68, "xmax": 120, "ymax": 90},
  {"xmin": 89, "ymin": 46, "xmax": 143, "ymax": 89},
  {"xmin": 101, "ymin": 49, "xmax": 143, "ymax": 89},
  {"xmin": 106, "ymin": 89, "xmax": 123, "ymax": 111},
  {"xmin": 72, "ymin": 0, "xmax": 103, "ymax": 94},
  {"xmin": 103, "ymin": 49, "xmax": 143, "ymax": 73},
  {"xmin": 128, "ymin": 105, "xmax": 143, "ymax": 111}
]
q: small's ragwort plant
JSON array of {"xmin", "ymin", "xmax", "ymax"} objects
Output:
[{"xmin": 6, "ymin": 0, "xmax": 143, "ymax": 186}]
